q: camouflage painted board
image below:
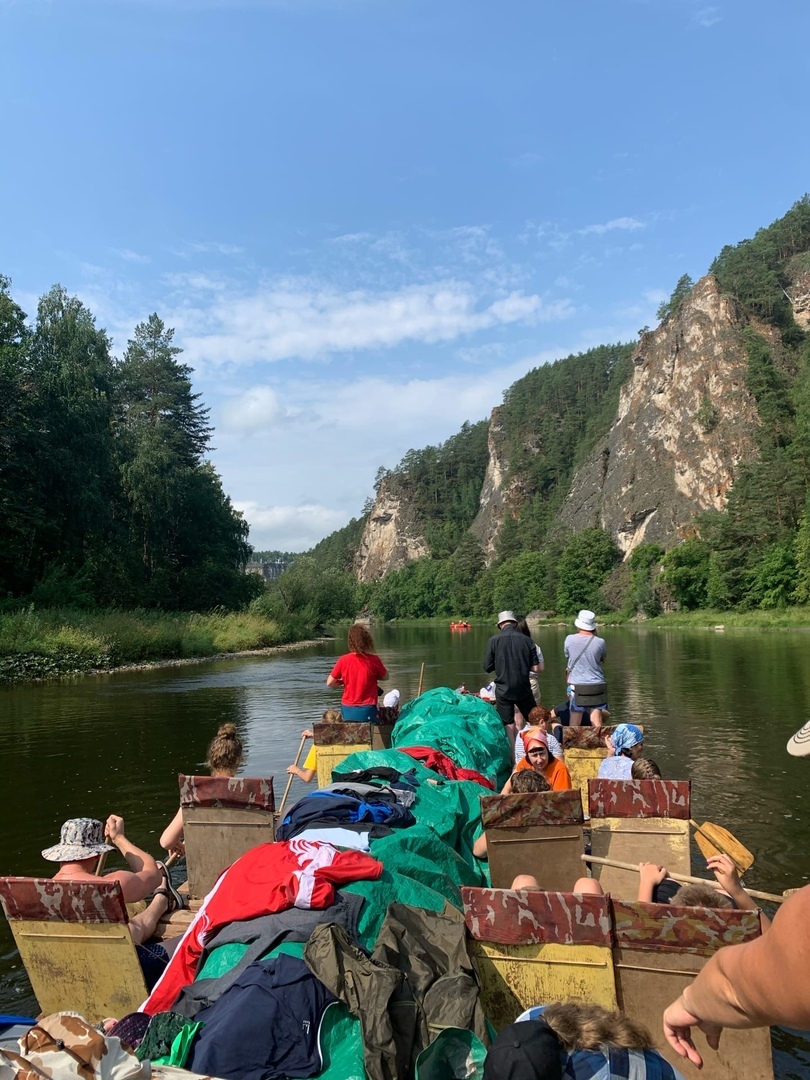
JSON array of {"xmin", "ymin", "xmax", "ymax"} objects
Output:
[
  {"xmin": 480, "ymin": 790, "xmax": 584, "ymax": 828},
  {"xmin": 178, "ymin": 774, "xmax": 275, "ymax": 811},
  {"xmin": 0, "ymin": 877, "xmax": 128, "ymax": 924},
  {"xmin": 610, "ymin": 899, "xmax": 761, "ymax": 956},
  {"xmin": 462, "ymin": 887, "xmax": 612, "ymax": 947},
  {"xmin": 314, "ymin": 722, "xmax": 373, "ymax": 746},
  {"xmin": 562, "ymin": 725, "xmax": 646, "ymax": 750},
  {"xmin": 588, "ymin": 779, "xmax": 691, "ymax": 819}
]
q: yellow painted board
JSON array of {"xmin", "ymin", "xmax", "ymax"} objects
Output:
[
  {"xmin": 316, "ymin": 743, "xmax": 371, "ymax": 789},
  {"xmin": 590, "ymin": 817, "xmax": 691, "ymax": 899},
  {"xmin": 471, "ymin": 940, "xmax": 617, "ymax": 1031},
  {"xmin": 11, "ymin": 920, "xmax": 147, "ymax": 1023},
  {"xmin": 565, "ymin": 748, "xmax": 606, "ymax": 816}
]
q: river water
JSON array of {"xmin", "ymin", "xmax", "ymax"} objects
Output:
[{"xmin": 1, "ymin": 622, "xmax": 809, "ymax": 1075}]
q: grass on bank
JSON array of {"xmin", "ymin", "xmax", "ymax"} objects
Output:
[{"xmin": 0, "ymin": 606, "xmax": 309, "ymax": 683}]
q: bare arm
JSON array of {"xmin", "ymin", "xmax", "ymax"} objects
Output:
[
  {"xmin": 326, "ymin": 674, "xmax": 341, "ymax": 688},
  {"xmin": 472, "ymin": 832, "xmax": 488, "ymax": 859},
  {"xmin": 707, "ymin": 854, "xmax": 771, "ymax": 930},
  {"xmin": 637, "ymin": 862, "xmax": 667, "ymax": 903},
  {"xmin": 159, "ymin": 807, "xmax": 184, "ymax": 853},
  {"xmin": 663, "ymin": 887, "xmax": 810, "ymax": 1067},
  {"xmin": 104, "ymin": 815, "xmax": 162, "ymax": 903}
]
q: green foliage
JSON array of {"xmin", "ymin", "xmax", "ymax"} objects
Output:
[
  {"xmin": 695, "ymin": 394, "xmax": 719, "ymax": 433},
  {"xmin": 308, "ymin": 516, "xmax": 368, "ymax": 572},
  {"xmin": 661, "ymin": 539, "xmax": 711, "ymax": 610},
  {"xmin": 656, "ymin": 274, "xmax": 694, "ymax": 323},
  {"xmin": 745, "ymin": 541, "xmax": 796, "ymax": 609},
  {"xmin": 626, "ymin": 543, "xmax": 665, "ymax": 618},
  {"xmin": 555, "ymin": 528, "xmax": 622, "ymax": 614},
  {"xmin": 254, "ymin": 557, "xmax": 359, "ymax": 628},
  {"xmin": 0, "ymin": 283, "xmax": 255, "ymax": 612},
  {"xmin": 492, "ymin": 551, "xmax": 554, "ymax": 614},
  {"xmin": 711, "ymin": 195, "xmax": 810, "ymax": 334}
]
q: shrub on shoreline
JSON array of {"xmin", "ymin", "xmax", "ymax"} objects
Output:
[{"xmin": 0, "ymin": 606, "xmax": 308, "ymax": 683}]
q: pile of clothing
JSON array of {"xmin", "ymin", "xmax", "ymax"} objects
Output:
[{"xmin": 275, "ymin": 768, "xmax": 419, "ymax": 850}]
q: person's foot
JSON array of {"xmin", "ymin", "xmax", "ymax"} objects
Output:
[{"xmin": 155, "ymin": 861, "xmax": 187, "ymax": 913}]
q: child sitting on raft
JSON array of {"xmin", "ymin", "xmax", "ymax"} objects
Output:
[
  {"xmin": 160, "ymin": 723, "xmax": 243, "ymax": 855},
  {"xmin": 287, "ymin": 708, "xmax": 342, "ymax": 784},
  {"xmin": 631, "ymin": 757, "xmax": 662, "ymax": 779},
  {"xmin": 514, "ymin": 706, "xmax": 563, "ymax": 763},
  {"xmin": 473, "ymin": 769, "xmax": 550, "ymax": 859}
]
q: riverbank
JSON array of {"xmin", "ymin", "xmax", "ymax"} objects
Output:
[{"xmin": 0, "ymin": 606, "xmax": 321, "ymax": 683}]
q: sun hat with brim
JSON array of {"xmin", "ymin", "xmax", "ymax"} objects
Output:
[
  {"xmin": 574, "ymin": 609, "xmax": 597, "ymax": 631},
  {"xmin": 787, "ymin": 720, "xmax": 810, "ymax": 756},
  {"xmin": 41, "ymin": 817, "xmax": 114, "ymax": 862},
  {"xmin": 497, "ymin": 610, "xmax": 518, "ymax": 626}
]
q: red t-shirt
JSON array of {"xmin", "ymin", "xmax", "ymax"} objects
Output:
[{"xmin": 330, "ymin": 652, "xmax": 387, "ymax": 705}]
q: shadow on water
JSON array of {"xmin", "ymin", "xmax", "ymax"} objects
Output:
[{"xmin": 1, "ymin": 622, "xmax": 809, "ymax": 1074}]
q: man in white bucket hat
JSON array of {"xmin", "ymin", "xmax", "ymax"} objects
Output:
[
  {"xmin": 564, "ymin": 609, "xmax": 608, "ymax": 729},
  {"xmin": 483, "ymin": 611, "xmax": 541, "ymax": 734}
]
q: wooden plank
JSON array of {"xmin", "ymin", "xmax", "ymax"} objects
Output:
[
  {"xmin": 589, "ymin": 817, "xmax": 691, "ymax": 899},
  {"xmin": 589, "ymin": 779, "xmax": 691, "ymax": 819},
  {"xmin": 480, "ymin": 790, "xmax": 584, "ymax": 828},
  {"xmin": 182, "ymin": 806, "xmax": 275, "ymax": 900},
  {"xmin": 462, "ymin": 887, "xmax": 612, "ymax": 947},
  {"xmin": 0, "ymin": 877, "xmax": 128, "ymax": 924},
  {"xmin": 610, "ymin": 899, "xmax": 762, "ymax": 955},
  {"xmin": 9, "ymin": 920, "xmax": 147, "ymax": 1024},
  {"xmin": 179, "ymin": 774, "xmax": 275, "ymax": 811},
  {"xmin": 471, "ymin": 940, "xmax": 617, "ymax": 1031},
  {"xmin": 487, "ymin": 823, "xmax": 585, "ymax": 893},
  {"xmin": 565, "ymin": 748, "xmax": 607, "ymax": 817}
]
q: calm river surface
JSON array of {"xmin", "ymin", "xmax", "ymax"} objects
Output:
[{"xmin": 1, "ymin": 622, "xmax": 809, "ymax": 1075}]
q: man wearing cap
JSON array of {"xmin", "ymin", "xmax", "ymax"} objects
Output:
[
  {"xmin": 43, "ymin": 815, "xmax": 184, "ymax": 987},
  {"xmin": 483, "ymin": 612, "xmax": 541, "ymax": 733},
  {"xmin": 564, "ymin": 610, "xmax": 608, "ymax": 729}
]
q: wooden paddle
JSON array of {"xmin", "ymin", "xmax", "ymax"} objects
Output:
[
  {"xmin": 689, "ymin": 818, "xmax": 754, "ymax": 874},
  {"xmin": 417, "ymin": 662, "xmax": 425, "ymax": 697},
  {"xmin": 277, "ymin": 733, "xmax": 309, "ymax": 819},
  {"xmin": 581, "ymin": 854, "xmax": 789, "ymax": 905}
]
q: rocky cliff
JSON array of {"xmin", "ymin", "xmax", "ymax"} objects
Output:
[
  {"xmin": 353, "ymin": 477, "xmax": 431, "ymax": 582},
  {"xmin": 469, "ymin": 408, "xmax": 523, "ymax": 563},
  {"xmin": 557, "ymin": 274, "xmax": 764, "ymax": 554}
]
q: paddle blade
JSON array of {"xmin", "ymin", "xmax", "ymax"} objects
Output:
[{"xmin": 692, "ymin": 820, "xmax": 754, "ymax": 874}]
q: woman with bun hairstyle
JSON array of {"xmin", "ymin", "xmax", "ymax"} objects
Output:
[
  {"xmin": 160, "ymin": 723, "xmax": 244, "ymax": 855},
  {"xmin": 327, "ymin": 624, "xmax": 387, "ymax": 721}
]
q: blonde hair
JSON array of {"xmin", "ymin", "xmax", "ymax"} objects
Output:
[
  {"xmin": 542, "ymin": 1003, "xmax": 653, "ymax": 1051},
  {"xmin": 671, "ymin": 883, "xmax": 732, "ymax": 909},
  {"xmin": 631, "ymin": 757, "xmax": 662, "ymax": 780},
  {"xmin": 206, "ymin": 723, "xmax": 243, "ymax": 775},
  {"xmin": 322, "ymin": 708, "xmax": 342, "ymax": 723}
]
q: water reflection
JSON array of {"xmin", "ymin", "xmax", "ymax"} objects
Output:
[{"xmin": 1, "ymin": 624, "xmax": 809, "ymax": 1073}]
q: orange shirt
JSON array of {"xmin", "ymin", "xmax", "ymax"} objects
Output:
[{"xmin": 515, "ymin": 755, "xmax": 572, "ymax": 791}]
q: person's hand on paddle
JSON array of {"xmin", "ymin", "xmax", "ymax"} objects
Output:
[
  {"xmin": 639, "ymin": 862, "xmax": 668, "ymax": 886},
  {"xmin": 301, "ymin": 729, "xmax": 314, "ymax": 739},
  {"xmin": 706, "ymin": 853, "xmax": 740, "ymax": 894},
  {"xmin": 105, "ymin": 814, "xmax": 126, "ymax": 843},
  {"xmin": 663, "ymin": 994, "xmax": 723, "ymax": 1068}
]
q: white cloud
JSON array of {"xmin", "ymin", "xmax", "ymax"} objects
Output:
[
  {"xmin": 170, "ymin": 241, "xmax": 245, "ymax": 258},
  {"xmin": 578, "ymin": 217, "xmax": 645, "ymax": 236},
  {"xmin": 221, "ymin": 386, "xmax": 289, "ymax": 432},
  {"xmin": 693, "ymin": 6, "xmax": 721, "ymax": 27},
  {"xmin": 175, "ymin": 280, "xmax": 573, "ymax": 368},
  {"xmin": 234, "ymin": 500, "xmax": 351, "ymax": 551},
  {"xmin": 115, "ymin": 248, "xmax": 151, "ymax": 264}
]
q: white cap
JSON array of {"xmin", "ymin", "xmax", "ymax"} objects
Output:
[
  {"xmin": 383, "ymin": 689, "xmax": 400, "ymax": 708},
  {"xmin": 497, "ymin": 610, "xmax": 518, "ymax": 626},
  {"xmin": 574, "ymin": 609, "xmax": 597, "ymax": 631}
]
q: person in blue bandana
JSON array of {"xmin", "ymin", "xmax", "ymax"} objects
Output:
[{"xmin": 597, "ymin": 724, "xmax": 645, "ymax": 779}]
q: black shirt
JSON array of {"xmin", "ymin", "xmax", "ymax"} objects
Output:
[{"xmin": 483, "ymin": 625, "xmax": 536, "ymax": 697}]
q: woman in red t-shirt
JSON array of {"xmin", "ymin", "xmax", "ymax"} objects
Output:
[{"xmin": 327, "ymin": 624, "xmax": 388, "ymax": 721}]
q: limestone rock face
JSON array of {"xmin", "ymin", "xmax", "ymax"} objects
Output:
[
  {"xmin": 557, "ymin": 274, "xmax": 763, "ymax": 555},
  {"xmin": 787, "ymin": 256, "xmax": 810, "ymax": 329},
  {"xmin": 353, "ymin": 478, "xmax": 430, "ymax": 582},
  {"xmin": 469, "ymin": 408, "xmax": 522, "ymax": 565}
]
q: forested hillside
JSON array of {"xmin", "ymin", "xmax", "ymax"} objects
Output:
[
  {"xmin": 0, "ymin": 281, "xmax": 257, "ymax": 611},
  {"xmin": 274, "ymin": 195, "xmax": 810, "ymax": 622}
]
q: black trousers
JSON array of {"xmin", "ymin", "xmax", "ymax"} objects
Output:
[{"xmin": 495, "ymin": 690, "xmax": 536, "ymax": 726}]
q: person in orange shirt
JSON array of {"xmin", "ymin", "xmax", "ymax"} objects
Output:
[{"xmin": 501, "ymin": 731, "xmax": 572, "ymax": 793}]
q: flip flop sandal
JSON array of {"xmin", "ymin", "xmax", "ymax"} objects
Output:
[{"xmin": 155, "ymin": 861, "xmax": 187, "ymax": 912}]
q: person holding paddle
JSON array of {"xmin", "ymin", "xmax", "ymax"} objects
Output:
[{"xmin": 564, "ymin": 610, "xmax": 607, "ymax": 729}]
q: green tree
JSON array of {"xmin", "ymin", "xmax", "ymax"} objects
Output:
[
  {"xmin": 555, "ymin": 528, "xmax": 621, "ymax": 614},
  {"xmin": 661, "ymin": 538, "xmax": 711, "ymax": 609},
  {"xmin": 656, "ymin": 274, "xmax": 694, "ymax": 323}
]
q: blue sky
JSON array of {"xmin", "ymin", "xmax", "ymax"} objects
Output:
[{"xmin": 2, "ymin": 0, "xmax": 809, "ymax": 551}]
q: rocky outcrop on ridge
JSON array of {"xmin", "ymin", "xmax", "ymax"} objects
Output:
[
  {"xmin": 557, "ymin": 274, "xmax": 764, "ymax": 554},
  {"xmin": 353, "ymin": 477, "xmax": 431, "ymax": 582}
]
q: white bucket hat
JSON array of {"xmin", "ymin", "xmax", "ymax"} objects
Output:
[
  {"xmin": 787, "ymin": 720, "xmax": 810, "ymax": 756},
  {"xmin": 574, "ymin": 609, "xmax": 597, "ymax": 632},
  {"xmin": 497, "ymin": 611, "xmax": 518, "ymax": 627},
  {"xmin": 42, "ymin": 818, "xmax": 114, "ymax": 862},
  {"xmin": 382, "ymin": 689, "xmax": 400, "ymax": 708}
]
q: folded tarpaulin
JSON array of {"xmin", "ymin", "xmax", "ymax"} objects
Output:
[
  {"xmin": 142, "ymin": 840, "xmax": 382, "ymax": 1016},
  {"xmin": 188, "ymin": 954, "xmax": 337, "ymax": 1080},
  {"xmin": 398, "ymin": 746, "xmax": 494, "ymax": 790}
]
